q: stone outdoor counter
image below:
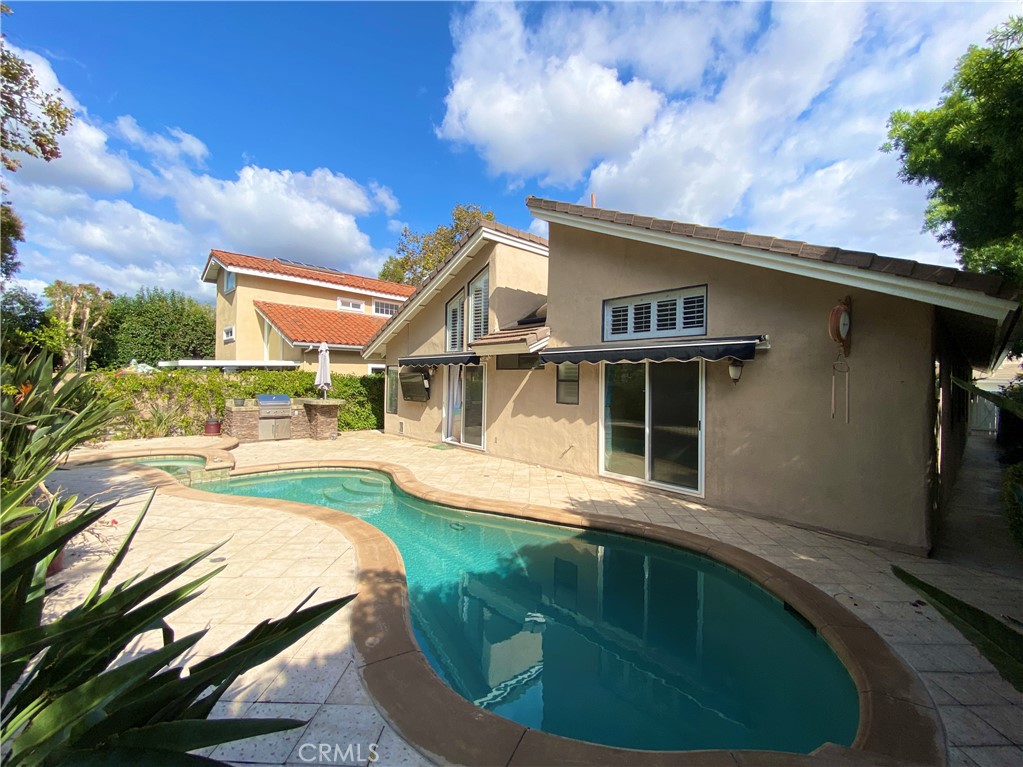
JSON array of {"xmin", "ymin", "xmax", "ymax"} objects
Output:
[{"xmin": 223, "ymin": 398, "xmax": 342, "ymax": 443}]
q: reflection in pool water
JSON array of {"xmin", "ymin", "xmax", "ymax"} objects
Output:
[{"xmin": 199, "ymin": 469, "xmax": 859, "ymax": 752}]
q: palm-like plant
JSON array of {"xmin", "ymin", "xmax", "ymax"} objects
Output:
[{"xmin": 1, "ymin": 352, "xmax": 353, "ymax": 765}]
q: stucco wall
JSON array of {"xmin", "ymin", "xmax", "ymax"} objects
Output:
[
  {"xmin": 213, "ymin": 271, "xmax": 394, "ymax": 373},
  {"xmin": 381, "ymin": 241, "xmax": 549, "ymax": 442},
  {"xmin": 544, "ymin": 226, "xmax": 937, "ymax": 552},
  {"xmin": 382, "ymin": 224, "xmax": 938, "ymax": 550}
]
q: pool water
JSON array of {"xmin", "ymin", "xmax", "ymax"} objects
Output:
[
  {"xmin": 199, "ymin": 469, "xmax": 859, "ymax": 753},
  {"xmin": 134, "ymin": 456, "xmax": 206, "ymax": 478}
]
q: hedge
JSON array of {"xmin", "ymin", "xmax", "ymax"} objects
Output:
[
  {"xmin": 1003, "ymin": 462, "xmax": 1023, "ymax": 550},
  {"xmin": 91, "ymin": 368, "xmax": 384, "ymax": 438}
]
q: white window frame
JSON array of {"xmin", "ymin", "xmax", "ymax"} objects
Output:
[
  {"xmin": 368, "ymin": 364, "xmax": 386, "ymax": 375},
  {"xmin": 223, "ymin": 271, "xmax": 236, "ymax": 293},
  {"xmin": 373, "ymin": 300, "xmax": 400, "ymax": 317},
  {"xmin": 446, "ymin": 291, "xmax": 465, "ymax": 352},
  {"xmin": 223, "ymin": 325, "xmax": 236, "ymax": 343},
  {"xmin": 603, "ymin": 285, "xmax": 707, "ymax": 341},
  {"xmin": 337, "ymin": 298, "xmax": 364, "ymax": 312},
  {"xmin": 468, "ymin": 267, "xmax": 490, "ymax": 342}
]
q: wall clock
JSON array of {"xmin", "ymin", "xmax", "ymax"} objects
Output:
[{"xmin": 829, "ymin": 297, "xmax": 852, "ymax": 357}]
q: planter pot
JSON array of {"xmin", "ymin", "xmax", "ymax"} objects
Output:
[
  {"xmin": 204, "ymin": 419, "xmax": 222, "ymax": 436},
  {"xmin": 233, "ymin": 398, "xmax": 246, "ymax": 406}
]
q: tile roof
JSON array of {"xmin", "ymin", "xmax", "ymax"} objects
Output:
[
  {"xmin": 363, "ymin": 221, "xmax": 549, "ymax": 352},
  {"xmin": 207, "ymin": 249, "xmax": 416, "ymax": 298},
  {"xmin": 254, "ymin": 301, "xmax": 387, "ymax": 347},
  {"xmin": 526, "ymin": 197, "xmax": 1018, "ymax": 301}
]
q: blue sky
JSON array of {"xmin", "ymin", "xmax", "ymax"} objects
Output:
[{"xmin": 3, "ymin": 1, "xmax": 1015, "ymax": 300}]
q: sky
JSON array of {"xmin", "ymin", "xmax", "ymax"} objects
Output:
[{"xmin": 3, "ymin": 1, "xmax": 1017, "ymax": 302}]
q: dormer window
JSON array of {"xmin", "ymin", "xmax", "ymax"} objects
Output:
[
  {"xmin": 603, "ymin": 286, "xmax": 706, "ymax": 341},
  {"xmin": 337, "ymin": 298, "xmax": 364, "ymax": 312}
]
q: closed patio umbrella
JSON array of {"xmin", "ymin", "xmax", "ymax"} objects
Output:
[{"xmin": 315, "ymin": 342, "xmax": 331, "ymax": 398}]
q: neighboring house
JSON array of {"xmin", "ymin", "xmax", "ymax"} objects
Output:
[
  {"xmin": 364, "ymin": 199, "xmax": 1020, "ymax": 555},
  {"xmin": 201, "ymin": 249, "xmax": 415, "ymax": 374}
]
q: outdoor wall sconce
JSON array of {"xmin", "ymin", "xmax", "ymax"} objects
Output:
[{"xmin": 728, "ymin": 359, "xmax": 744, "ymax": 385}]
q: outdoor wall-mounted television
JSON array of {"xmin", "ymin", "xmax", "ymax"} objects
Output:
[{"xmin": 399, "ymin": 370, "xmax": 431, "ymax": 402}]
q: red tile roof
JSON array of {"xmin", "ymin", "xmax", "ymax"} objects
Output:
[
  {"xmin": 526, "ymin": 197, "xmax": 1018, "ymax": 301},
  {"xmin": 254, "ymin": 301, "xmax": 387, "ymax": 347},
  {"xmin": 206, "ymin": 249, "xmax": 416, "ymax": 298}
]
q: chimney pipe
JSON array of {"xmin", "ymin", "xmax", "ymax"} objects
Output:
[{"xmin": 590, "ymin": 193, "xmax": 596, "ymax": 208}]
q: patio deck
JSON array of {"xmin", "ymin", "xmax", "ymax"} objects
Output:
[{"xmin": 49, "ymin": 431, "xmax": 1022, "ymax": 767}]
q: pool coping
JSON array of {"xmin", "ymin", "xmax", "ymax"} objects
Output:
[{"xmin": 71, "ymin": 452, "xmax": 946, "ymax": 767}]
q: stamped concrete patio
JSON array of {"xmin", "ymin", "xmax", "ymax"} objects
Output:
[{"xmin": 50, "ymin": 431, "xmax": 1021, "ymax": 767}]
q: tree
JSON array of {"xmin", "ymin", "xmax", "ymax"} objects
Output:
[
  {"xmin": 0, "ymin": 4, "xmax": 73, "ymax": 173},
  {"xmin": 43, "ymin": 280, "xmax": 114, "ymax": 371},
  {"xmin": 1, "ymin": 201, "xmax": 23, "ymax": 281},
  {"xmin": 0, "ymin": 3, "xmax": 74, "ymax": 282},
  {"xmin": 91, "ymin": 287, "xmax": 216, "ymax": 368},
  {"xmin": 0, "ymin": 284, "xmax": 43, "ymax": 356},
  {"xmin": 379, "ymin": 203, "xmax": 495, "ymax": 286},
  {"xmin": 884, "ymin": 16, "xmax": 1023, "ymax": 285}
]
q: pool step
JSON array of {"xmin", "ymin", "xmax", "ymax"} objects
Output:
[{"xmin": 321, "ymin": 476, "xmax": 390, "ymax": 504}]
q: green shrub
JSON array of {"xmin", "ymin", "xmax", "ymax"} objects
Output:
[
  {"xmin": 1003, "ymin": 462, "xmax": 1023, "ymax": 549},
  {"xmin": 330, "ymin": 373, "xmax": 384, "ymax": 431},
  {"xmin": 92, "ymin": 368, "xmax": 385, "ymax": 437}
]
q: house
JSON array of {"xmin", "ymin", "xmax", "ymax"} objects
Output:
[
  {"xmin": 364, "ymin": 199, "xmax": 1020, "ymax": 554},
  {"xmin": 201, "ymin": 249, "xmax": 415, "ymax": 374}
]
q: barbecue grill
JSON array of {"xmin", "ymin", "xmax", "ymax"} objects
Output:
[{"xmin": 256, "ymin": 394, "xmax": 292, "ymax": 440}]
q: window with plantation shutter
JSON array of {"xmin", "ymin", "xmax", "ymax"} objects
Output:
[
  {"xmin": 682, "ymin": 294, "xmax": 705, "ymax": 329},
  {"xmin": 609, "ymin": 306, "xmax": 629, "ymax": 335},
  {"xmin": 446, "ymin": 292, "xmax": 464, "ymax": 352},
  {"xmin": 468, "ymin": 267, "xmax": 490, "ymax": 342},
  {"xmin": 603, "ymin": 286, "xmax": 706, "ymax": 341}
]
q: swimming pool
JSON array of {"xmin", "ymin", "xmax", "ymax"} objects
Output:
[
  {"xmin": 133, "ymin": 455, "xmax": 206, "ymax": 478},
  {"xmin": 199, "ymin": 468, "xmax": 859, "ymax": 753}
]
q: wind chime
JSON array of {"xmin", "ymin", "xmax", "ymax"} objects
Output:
[{"xmin": 828, "ymin": 297, "xmax": 852, "ymax": 423}]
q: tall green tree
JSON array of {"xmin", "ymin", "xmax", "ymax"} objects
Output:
[
  {"xmin": 1, "ymin": 201, "xmax": 23, "ymax": 282},
  {"xmin": 91, "ymin": 287, "xmax": 216, "ymax": 368},
  {"xmin": 884, "ymin": 16, "xmax": 1023, "ymax": 285},
  {"xmin": 379, "ymin": 203, "xmax": 495, "ymax": 287}
]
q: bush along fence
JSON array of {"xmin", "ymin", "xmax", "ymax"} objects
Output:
[{"xmin": 92, "ymin": 368, "xmax": 385, "ymax": 439}]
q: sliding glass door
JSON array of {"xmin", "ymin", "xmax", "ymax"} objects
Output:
[
  {"xmin": 446, "ymin": 365, "xmax": 485, "ymax": 448},
  {"xmin": 603, "ymin": 361, "xmax": 702, "ymax": 492}
]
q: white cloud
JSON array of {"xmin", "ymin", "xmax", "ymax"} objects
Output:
[
  {"xmin": 528, "ymin": 218, "xmax": 549, "ymax": 239},
  {"xmin": 387, "ymin": 219, "xmax": 409, "ymax": 234},
  {"xmin": 114, "ymin": 116, "xmax": 209, "ymax": 164},
  {"xmin": 164, "ymin": 165, "xmax": 378, "ymax": 268},
  {"xmin": 7, "ymin": 44, "xmax": 405, "ymax": 297},
  {"xmin": 442, "ymin": 2, "xmax": 1009, "ymax": 264},
  {"xmin": 371, "ymin": 183, "xmax": 400, "ymax": 216},
  {"xmin": 438, "ymin": 3, "xmax": 663, "ymax": 185},
  {"xmin": 7, "ymin": 45, "xmax": 134, "ymax": 193}
]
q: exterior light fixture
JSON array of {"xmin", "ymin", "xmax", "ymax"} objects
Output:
[{"xmin": 728, "ymin": 359, "xmax": 744, "ymax": 385}]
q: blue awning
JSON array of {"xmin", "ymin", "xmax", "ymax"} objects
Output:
[
  {"xmin": 399, "ymin": 352, "xmax": 480, "ymax": 367},
  {"xmin": 539, "ymin": 335, "xmax": 767, "ymax": 365}
]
